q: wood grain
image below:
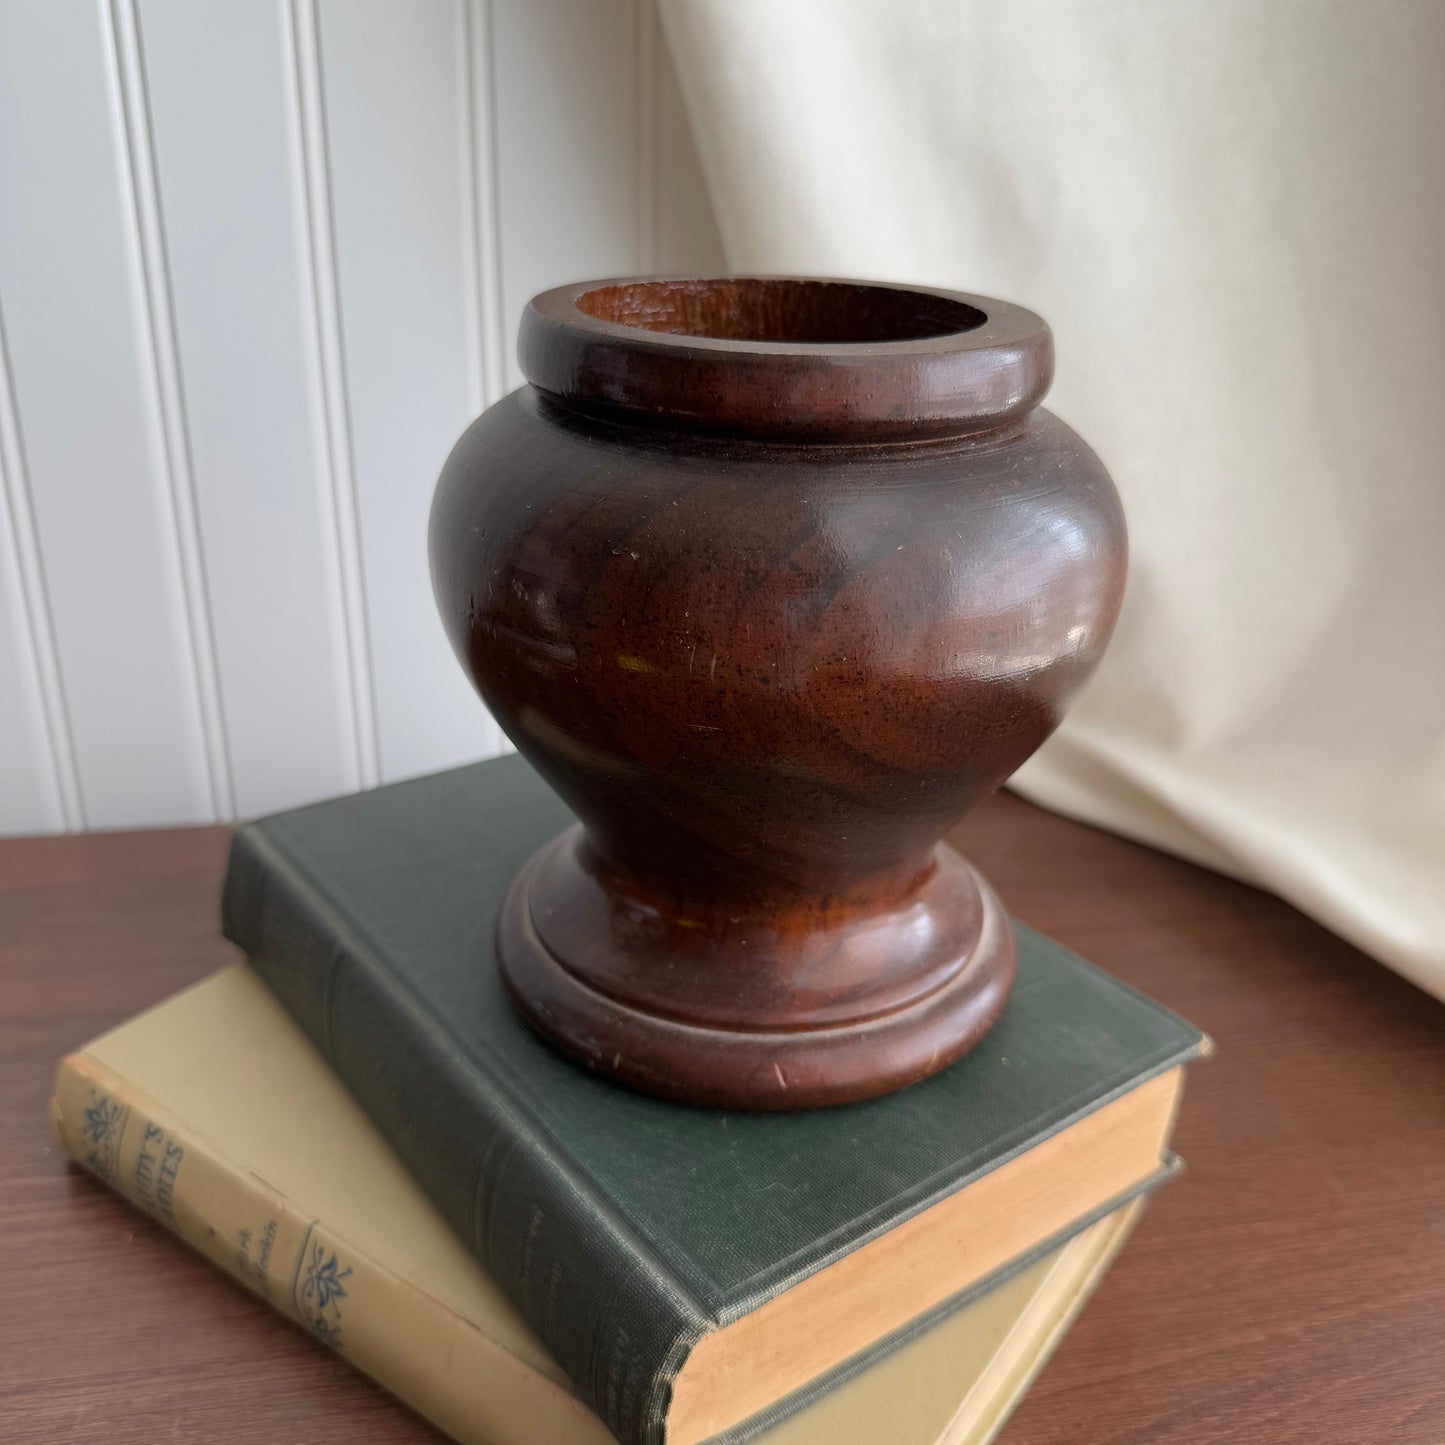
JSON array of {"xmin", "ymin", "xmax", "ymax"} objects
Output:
[{"xmin": 2, "ymin": 793, "xmax": 1442, "ymax": 1441}]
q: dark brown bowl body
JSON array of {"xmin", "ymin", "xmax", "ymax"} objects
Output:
[{"xmin": 430, "ymin": 277, "xmax": 1126, "ymax": 1109}]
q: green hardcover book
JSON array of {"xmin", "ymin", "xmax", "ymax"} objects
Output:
[{"xmin": 222, "ymin": 754, "xmax": 1205, "ymax": 1445}]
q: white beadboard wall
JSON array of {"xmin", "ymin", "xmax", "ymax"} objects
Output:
[{"xmin": 0, "ymin": 0, "xmax": 723, "ymax": 836}]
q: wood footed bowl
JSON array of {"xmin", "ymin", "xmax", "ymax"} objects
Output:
[{"xmin": 430, "ymin": 276, "xmax": 1126, "ymax": 1109}]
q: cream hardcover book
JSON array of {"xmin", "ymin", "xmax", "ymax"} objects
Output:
[{"xmin": 53, "ymin": 966, "xmax": 1139, "ymax": 1445}]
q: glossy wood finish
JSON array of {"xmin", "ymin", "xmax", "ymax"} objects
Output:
[
  {"xmin": 6, "ymin": 804, "xmax": 1445, "ymax": 1442},
  {"xmin": 431, "ymin": 277, "xmax": 1126, "ymax": 1108}
]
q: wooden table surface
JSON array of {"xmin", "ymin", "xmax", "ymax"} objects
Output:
[{"xmin": 3, "ymin": 791, "xmax": 1443, "ymax": 1442}]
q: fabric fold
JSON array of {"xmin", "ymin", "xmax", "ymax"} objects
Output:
[{"xmin": 659, "ymin": 0, "xmax": 1445, "ymax": 996}]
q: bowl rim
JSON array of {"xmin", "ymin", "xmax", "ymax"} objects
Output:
[{"xmin": 520, "ymin": 275, "xmax": 1053, "ymax": 443}]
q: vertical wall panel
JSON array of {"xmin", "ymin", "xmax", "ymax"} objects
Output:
[
  {"xmin": 0, "ymin": 512, "xmax": 60, "ymax": 836},
  {"xmin": 0, "ymin": 0, "xmax": 213, "ymax": 829},
  {"xmin": 0, "ymin": 0, "xmax": 722, "ymax": 832},
  {"xmin": 654, "ymin": 21, "xmax": 727, "ymax": 274},
  {"xmin": 136, "ymin": 0, "xmax": 361, "ymax": 817},
  {"xmin": 492, "ymin": 0, "xmax": 641, "ymax": 390},
  {"xmin": 316, "ymin": 0, "xmax": 503, "ymax": 783},
  {"xmin": 0, "ymin": 341, "xmax": 67, "ymax": 836}
]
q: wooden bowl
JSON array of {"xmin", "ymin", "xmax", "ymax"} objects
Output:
[{"xmin": 430, "ymin": 276, "xmax": 1126, "ymax": 1109}]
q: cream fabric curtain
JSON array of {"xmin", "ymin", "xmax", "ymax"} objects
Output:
[{"xmin": 659, "ymin": 0, "xmax": 1445, "ymax": 997}]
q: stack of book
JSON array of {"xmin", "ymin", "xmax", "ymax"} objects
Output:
[{"xmin": 53, "ymin": 756, "xmax": 1207, "ymax": 1445}]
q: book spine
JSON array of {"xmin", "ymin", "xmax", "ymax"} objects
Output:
[
  {"xmin": 223, "ymin": 823, "xmax": 706, "ymax": 1445},
  {"xmin": 51, "ymin": 1052, "xmax": 613, "ymax": 1445}
]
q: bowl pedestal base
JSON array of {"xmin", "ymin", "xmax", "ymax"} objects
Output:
[{"xmin": 497, "ymin": 826, "xmax": 1017, "ymax": 1110}]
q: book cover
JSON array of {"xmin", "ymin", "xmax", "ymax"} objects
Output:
[
  {"xmin": 52, "ymin": 964, "xmax": 1144, "ymax": 1445},
  {"xmin": 222, "ymin": 754, "xmax": 1205, "ymax": 1445}
]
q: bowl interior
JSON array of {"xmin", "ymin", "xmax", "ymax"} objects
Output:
[{"xmin": 575, "ymin": 278, "xmax": 986, "ymax": 346}]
